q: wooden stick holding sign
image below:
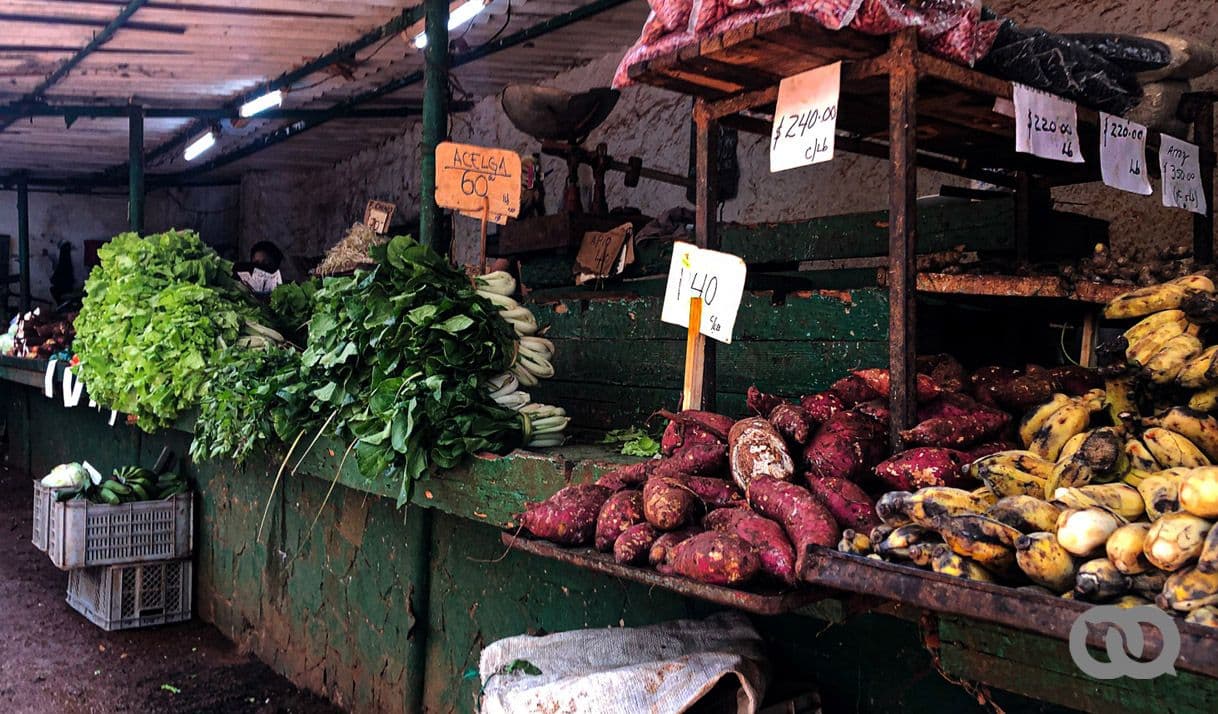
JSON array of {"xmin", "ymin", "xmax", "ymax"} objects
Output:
[
  {"xmin": 682, "ymin": 297, "xmax": 705, "ymax": 410},
  {"xmin": 434, "ymin": 141, "xmax": 523, "ymax": 272},
  {"xmin": 479, "ymin": 196, "xmax": 490, "ymax": 274}
]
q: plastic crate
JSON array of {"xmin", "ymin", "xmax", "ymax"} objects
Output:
[
  {"xmin": 45, "ymin": 492, "xmax": 193, "ymax": 570},
  {"xmin": 66, "ymin": 559, "xmax": 192, "ymax": 631},
  {"xmin": 31, "ymin": 480, "xmax": 70, "ymax": 552}
]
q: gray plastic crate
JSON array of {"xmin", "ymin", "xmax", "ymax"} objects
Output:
[
  {"xmin": 31, "ymin": 480, "xmax": 70, "ymax": 552},
  {"xmin": 46, "ymin": 492, "xmax": 193, "ymax": 570},
  {"xmin": 66, "ymin": 559, "xmax": 192, "ymax": 631}
]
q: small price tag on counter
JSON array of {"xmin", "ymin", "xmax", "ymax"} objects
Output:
[
  {"xmin": 770, "ymin": 62, "xmax": 840, "ymax": 173},
  {"xmin": 661, "ymin": 242, "xmax": 747, "ymax": 345},
  {"xmin": 435, "ymin": 141, "xmax": 522, "ymax": 225},
  {"xmin": 1099, "ymin": 113, "xmax": 1152, "ymax": 195},
  {"xmin": 1013, "ymin": 83, "xmax": 1083, "ymax": 163},
  {"xmin": 1160, "ymin": 134, "xmax": 1208, "ymax": 215}
]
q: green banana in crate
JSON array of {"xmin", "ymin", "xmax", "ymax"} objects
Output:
[
  {"xmin": 1014, "ymin": 532, "xmax": 1078, "ymax": 591},
  {"xmin": 1075, "ymin": 558, "xmax": 1132, "ymax": 602},
  {"xmin": 1158, "ymin": 567, "xmax": 1218, "ymax": 611},
  {"xmin": 1107, "ymin": 522, "xmax": 1154, "ymax": 575},
  {"xmin": 1019, "ymin": 394, "xmax": 1074, "ymax": 446},
  {"xmin": 1179, "ymin": 345, "xmax": 1218, "ymax": 388},
  {"xmin": 1145, "ymin": 334, "xmax": 1203, "ymax": 384},
  {"xmin": 985, "ymin": 495, "xmax": 1062, "ymax": 534},
  {"xmin": 1029, "ymin": 402, "xmax": 1091, "ymax": 461},
  {"xmin": 1144, "ymin": 407, "xmax": 1218, "ymax": 462},
  {"xmin": 1141, "ymin": 427, "xmax": 1210, "ymax": 468}
]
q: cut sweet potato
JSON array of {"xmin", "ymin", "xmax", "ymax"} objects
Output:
[{"xmin": 728, "ymin": 417, "xmax": 795, "ymax": 491}]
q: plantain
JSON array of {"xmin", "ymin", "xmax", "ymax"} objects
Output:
[
  {"xmin": 928, "ymin": 543, "xmax": 995, "ymax": 582},
  {"xmin": 986, "ymin": 496, "xmax": 1063, "ymax": 534},
  {"xmin": 1123, "ymin": 309, "xmax": 1189, "ymax": 345},
  {"xmin": 1159, "ymin": 567, "xmax": 1218, "ymax": 611},
  {"xmin": 1131, "ymin": 569, "xmax": 1170, "ymax": 599},
  {"xmin": 1019, "ymin": 394, "xmax": 1074, "ymax": 447},
  {"xmin": 869, "ymin": 524, "xmax": 895, "ymax": 546},
  {"xmin": 1056, "ymin": 507, "xmax": 1122, "ymax": 557},
  {"xmin": 1179, "ymin": 345, "xmax": 1218, "ymax": 389},
  {"xmin": 1145, "ymin": 407, "xmax": 1218, "ymax": 462},
  {"xmin": 1190, "ymin": 386, "xmax": 1218, "ymax": 412},
  {"xmin": 933, "ymin": 514, "xmax": 1022, "ymax": 576},
  {"xmin": 1105, "ymin": 281, "xmax": 1192, "ymax": 320},
  {"xmin": 875, "ymin": 492, "xmax": 914, "ymax": 527},
  {"xmin": 1126, "ymin": 321, "xmax": 1187, "ymax": 366},
  {"xmin": 1172, "ymin": 273, "xmax": 1217, "ymax": 294},
  {"xmin": 876, "ymin": 524, "xmax": 938, "ymax": 560},
  {"xmin": 1075, "ymin": 558, "xmax": 1132, "ymax": 602},
  {"xmin": 1046, "ymin": 458, "xmax": 1094, "ymax": 499},
  {"xmin": 1029, "ymin": 403, "xmax": 1090, "ymax": 461},
  {"xmin": 977, "ymin": 460, "xmax": 1048, "ymax": 499},
  {"xmin": 907, "ymin": 542, "xmax": 936, "ymax": 568},
  {"xmin": 1186, "ymin": 606, "xmax": 1218, "ymax": 627},
  {"xmin": 1107, "ymin": 523, "xmax": 1154, "ymax": 575},
  {"xmin": 838, "ymin": 530, "xmax": 872, "ymax": 556},
  {"xmin": 1106, "ymin": 374, "xmax": 1140, "ymax": 425},
  {"xmin": 905, "ymin": 487, "xmax": 994, "ymax": 527},
  {"xmin": 1124, "ymin": 439, "xmax": 1161, "ymax": 472},
  {"xmin": 1114, "ymin": 594, "xmax": 1153, "ymax": 609},
  {"xmin": 1145, "ymin": 512, "xmax": 1212, "ymax": 572},
  {"xmin": 1052, "ymin": 483, "xmax": 1145, "ymax": 521},
  {"xmin": 1014, "ymin": 532, "xmax": 1078, "ymax": 592},
  {"xmin": 1145, "ymin": 334, "xmax": 1204, "ymax": 384},
  {"xmin": 1055, "ymin": 432, "xmax": 1091, "ymax": 466},
  {"xmin": 1079, "ymin": 388, "xmax": 1108, "ymax": 414},
  {"xmin": 1197, "ymin": 524, "xmax": 1218, "ymax": 574},
  {"xmin": 1122, "ymin": 468, "xmax": 1151, "ymax": 488},
  {"xmin": 1179, "ymin": 466, "xmax": 1218, "ymax": 518},
  {"xmin": 1141, "ymin": 427, "xmax": 1210, "ymax": 468},
  {"xmin": 1137, "ymin": 470, "xmax": 1186, "ymax": 520}
]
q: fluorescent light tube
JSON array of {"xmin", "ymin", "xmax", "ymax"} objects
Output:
[
  {"xmin": 413, "ymin": 0, "xmax": 487, "ymax": 49},
  {"xmin": 239, "ymin": 89, "xmax": 284, "ymax": 118},
  {"xmin": 184, "ymin": 130, "xmax": 217, "ymax": 161}
]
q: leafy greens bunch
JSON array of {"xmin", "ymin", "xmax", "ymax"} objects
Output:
[{"xmin": 74, "ymin": 230, "xmax": 262, "ymax": 430}]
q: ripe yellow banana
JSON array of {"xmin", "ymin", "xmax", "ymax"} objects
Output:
[
  {"xmin": 1190, "ymin": 386, "xmax": 1218, "ymax": 413},
  {"xmin": 986, "ymin": 495, "xmax": 1063, "ymax": 534},
  {"xmin": 1144, "ymin": 512, "xmax": 1212, "ymax": 572},
  {"xmin": 1197, "ymin": 524, "xmax": 1218, "ymax": 575},
  {"xmin": 1056, "ymin": 431, "xmax": 1091, "ymax": 466},
  {"xmin": 1123, "ymin": 309, "xmax": 1188, "ymax": 345},
  {"xmin": 928, "ymin": 543, "xmax": 994, "ymax": 582},
  {"xmin": 1126, "ymin": 322, "xmax": 1186, "ymax": 366},
  {"xmin": 1125, "ymin": 439, "xmax": 1161, "ymax": 472},
  {"xmin": 1075, "ymin": 558, "xmax": 1132, "ymax": 602},
  {"xmin": 1107, "ymin": 522, "xmax": 1153, "ymax": 575},
  {"xmin": 1053, "ymin": 483, "xmax": 1145, "ymax": 521},
  {"xmin": 933, "ymin": 514, "xmax": 1022, "ymax": 575},
  {"xmin": 1179, "ymin": 345, "xmax": 1218, "ymax": 389},
  {"xmin": 905, "ymin": 487, "xmax": 994, "ymax": 527},
  {"xmin": 1145, "ymin": 407, "xmax": 1218, "ymax": 462},
  {"xmin": 1106, "ymin": 374, "xmax": 1140, "ymax": 425},
  {"xmin": 1159, "ymin": 567, "xmax": 1218, "ymax": 611},
  {"xmin": 1142, "ymin": 427, "xmax": 1210, "ymax": 468},
  {"xmin": 1122, "ymin": 468, "xmax": 1151, "ymax": 488},
  {"xmin": 977, "ymin": 460, "xmax": 1048, "ymax": 499},
  {"xmin": 1019, "ymin": 394, "xmax": 1074, "ymax": 447},
  {"xmin": 1029, "ymin": 403, "xmax": 1090, "ymax": 461},
  {"xmin": 1105, "ymin": 282, "xmax": 1191, "ymax": 320},
  {"xmin": 1180, "ymin": 466, "xmax": 1218, "ymax": 518},
  {"xmin": 1056, "ymin": 507, "xmax": 1122, "ymax": 557},
  {"xmin": 1137, "ymin": 470, "xmax": 1185, "ymax": 520},
  {"xmin": 1186, "ymin": 606, "xmax": 1218, "ymax": 627},
  {"xmin": 1145, "ymin": 334, "xmax": 1204, "ymax": 384},
  {"xmin": 1014, "ymin": 532, "xmax": 1078, "ymax": 592},
  {"xmin": 1172, "ymin": 273, "xmax": 1216, "ymax": 294}
]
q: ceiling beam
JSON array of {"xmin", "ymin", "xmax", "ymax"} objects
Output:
[
  {"xmin": 0, "ymin": 0, "xmax": 150, "ymax": 134},
  {"xmin": 137, "ymin": 3, "xmax": 428, "ymax": 169},
  {"xmin": 1, "ymin": 104, "xmax": 433, "ymax": 121},
  {"xmin": 160, "ymin": 0, "xmax": 633, "ymax": 180}
]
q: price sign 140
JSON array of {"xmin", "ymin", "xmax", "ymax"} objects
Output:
[{"xmin": 661, "ymin": 242, "xmax": 747, "ymax": 345}]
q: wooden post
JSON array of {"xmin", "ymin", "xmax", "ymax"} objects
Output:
[
  {"xmin": 1194, "ymin": 101, "xmax": 1214, "ymax": 265},
  {"xmin": 420, "ymin": 0, "xmax": 450, "ymax": 256},
  {"xmin": 1079, "ymin": 311, "xmax": 1098, "ymax": 368},
  {"xmin": 128, "ymin": 105, "xmax": 145, "ymax": 233},
  {"xmin": 691, "ymin": 100, "xmax": 719, "ymax": 412},
  {"xmin": 887, "ymin": 30, "xmax": 919, "ymax": 449},
  {"xmin": 16, "ymin": 176, "xmax": 30, "ymax": 313}
]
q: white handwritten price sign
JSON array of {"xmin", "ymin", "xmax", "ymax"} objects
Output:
[
  {"xmin": 661, "ymin": 241, "xmax": 747, "ymax": 344},
  {"xmin": 1160, "ymin": 134, "xmax": 1208, "ymax": 215},
  {"xmin": 435, "ymin": 142, "xmax": 522, "ymax": 224},
  {"xmin": 1013, "ymin": 83, "xmax": 1083, "ymax": 163},
  {"xmin": 1100, "ymin": 113, "xmax": 1152, "ymax": 195},
  {"xmin": 770, "ymin": 62, "xmax": 840, "ymax": 173}
]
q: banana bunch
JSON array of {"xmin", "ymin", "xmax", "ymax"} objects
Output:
[
  {"xmin": 474, "ymin": 271, "xmax": 555, "ymax": 387},
  {"xmin": 1104, "ymin": 274, "xmax": 1215, "ymax": 320},
  {"xmin": 1019, "ymin": 390, "xmax": 1103, "ymax": 462},
  {"xmin": 88, "ymin": 466, "xmax": 187, "ymax": 505}
]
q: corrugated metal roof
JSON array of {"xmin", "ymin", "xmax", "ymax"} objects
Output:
[{"xmin": 0, "ymin": 0, "xmax": 647, "ymax": 182}]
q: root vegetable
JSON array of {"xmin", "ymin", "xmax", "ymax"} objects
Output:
[
  {"xmin": 874, "ymin": 447, "xmax": 971, "ymax": 490},
  {"xmin": 803, "ymin": 410, "xmax": 887, "ymax": 482},
  {"xmin": 747, "ymin": 475, "xmax": 840, "ymax": 574},
  {"xmin": 703, "ymin": 508, "xmax": 796, "ymax": 584},
  {"xmin": 746, "ymin": 386, "xmax": 786, "ymax": 417},
  {"xmin": 899, "ymin": 408, "xmax": 1010, "ymax": 448},
  {"xmin": 827, "ymin": 374, "xmax": 881, "ymax": 406},
  {"xmin": 728, "ymin": 417, "xmax": 795, "ymax": 490},
  {"xmin": 799, "ymin": 392, "xmax": 845, "ymax": 423},
  {"xmin": 768, "ymin": 403, "xmax": 815, "ymax": 445},
  {"xmin": 520, "ymin": 484, "xmax": 612, "ymax": 546},
  {"xmin": 680, "ymin": 475, "xmax": 745, "ymax": 509},
  {"xmin": 613, "ymin": 523, "xmax": 659, "ymax": 565},
  {"xmin": 594, "ymin": 490, "xmax": 644, "ymax": 551},
  {"xmin": 653, "ymin": 443, "xmax": 728, "ymax": 478},
  {"xmin": 648, "ymin": 527, "xmax": 703, "ymax": 567},
  {"xmin": 661, "ymin": 532, "xmax": 760, "ymax": 586},
  {"xmin": 805, "ymin": 474, "xmax": 881, "ymax": 532},
  {"xmin": 643, "ymin": 476, "xmax": 700, "ymax": 530},
  {"xmin": 853, "ymin": 368, "xmax": 944, "ymax": 401},
  {"xmin": 595, "ymin": 461, "xmax": 654, "ymax": 489}
]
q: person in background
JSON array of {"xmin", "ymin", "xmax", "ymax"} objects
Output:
[{"xmin": 236, "ymin": 241, "xmax": 285, "ymax": 296}]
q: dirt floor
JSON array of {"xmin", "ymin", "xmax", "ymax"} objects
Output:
[{"xmin": 0, "ymin": 466, "xmax": 342, "ymax": 714}]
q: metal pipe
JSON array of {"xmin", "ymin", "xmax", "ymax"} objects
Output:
[
  {"xmin": 16, "ymin": 178, "xmax": 30, "ymax": 312},
  {"xmin": 1, "ymin": 105, "xmax": 433, "ymax": 121},
  {"xmin": 420, "ymin": 0, "xmax": 450, "ymax": 254},
  {"xmin": 129, "ymin": 106, "xmax": 145, "ymax": 233}
]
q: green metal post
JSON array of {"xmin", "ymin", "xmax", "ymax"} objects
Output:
[
  {"xmin": 403, "ymin": 505, "xmax": 434, "ymax": 714},
  {"xmin": 129, "ymin": 105, "xmax": 145, "ymax": 233},
  {"xmin": 420, "ymin": 0, "xmax": 449, "ymax": 255},
  {"xmin": 16, "ymin": 176, "xmax": 29, "ymax": 312}
]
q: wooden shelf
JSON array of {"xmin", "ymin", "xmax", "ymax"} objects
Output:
[{"xmin": 905, "ymin": 272, "xmax": 1126, "ymax": 305}]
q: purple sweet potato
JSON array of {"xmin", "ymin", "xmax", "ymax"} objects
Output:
[
  {"xmin": 661, "ymin": 532, "xmax": 760, "ymax": 586},
  {"xmin": 966, "ymin": 440, "xmax": 1019, "ymax": 461},
  {"xmin": 660, "ymin": 421, "xmax": 722, "ymax": 456},
  {"xmin": 827, "ymin": 374, "xmax": 881, "ymax": 406},
  {"xmin": 917, "ymin": 392, "xmax": 983, "ymax": 421},
  {"xmin": 652, "ymin": 442, "xmax": 729, "ymax": 478},
  {"xmin": 747, "ymin": 475, "xmax": 840, "ymax": 574},
  {"xmin": 873, "ymin": 447, "xmax": 972, "ymax": 491},
  {"xmin": 594, "ymin": 490, "xmax": 645, "ymax": 551},
  {"xmin": 768, "ymin": 403, "xmax": 815, "ymax": 445},
  {"xmin": 899, "ymin": 407, "xmax": 1010, "ymax": 448},
  {"xmin": 970, "ymin": 366, "xmax": 1021, "ymax": 407},
  {"xmin": 520, "ymin": 484, "xmax": 612, "ymax": 546},
  {"xmin": 703, "ymin": 508, "xmax": 796, "ymax": 584},
  {"xmin": 643, "ymin": 476, "xmax": 700, "ymax": 530},
  {"xmin": 990, "ymin": 374, "xmax": 1054, "ymax": 411},
  {"xmin": 853, "ymin": 368, "xmax": 944, "ymax": 402},
  {"xmin": 799, "ymin": 392, "xmax": 845, "ymax": 423},
  {"xmin": 852, "ymin": 399, "xmax": 890, "ymax": 425},
  {"xmin": 747, "ymin": 385, "xmax": 787, "ymax": 417},
  {"xmin": 613, "ymin": 523, "xmax": 659, "ymax": 565},
  {"xmin": 803, "ymin": 410, "xmax": 887, "ymax": 482},
  {"xmin": 681, "ymin": 475, "xmax": 745, "ymax": 509},
  {"xmin": 1047, "ymin": 365, "xmax": 1102, "ymax": 396},
  {"xmin": 805, "ymin": 474, "xmax": 881, "ymax": 532},
  {"xmin": 919, "ymin": 354, "xmax": 967, "ymax": 393},
  {"xmin": 596, "ymin": 461, "xmax": 655, "ymax": 489},
  {"xmin": 728, "ymin": 417, "xmax": 795, "ymax": 491},
  {"xmin": 648, "ymin": 527, "xmax": 703, "ymax": 567}
]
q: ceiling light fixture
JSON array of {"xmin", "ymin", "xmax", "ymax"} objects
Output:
[
  {"xmin": 239, "ymin": 89, "xmax": 284, "ymax": 118},
  {"xmin": 412, "ymin": 0, "xmax": 489, "ymax": 49},
  {"xmin": 183, "ymin": 129, "xmax": 217, "ymax": 161}
]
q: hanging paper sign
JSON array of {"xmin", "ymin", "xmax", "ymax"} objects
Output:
[
  {"xmin": 363, "ymin": 200, "xmax": 396, "ymax": 234},
  {"xmin": 1160, "ymin": 134, "xmax": 1207, "ymax": 215},
  {"xmin": 62, "ymin": 366, "xmax": 84, "ymax": 408},
  {"xmin": 435, "ymin": 142, "xmax": 521, "ymax": 223},
  {"xmin": 43, "ymin": 358, "xmax": 58, "ymax": 398},
  {"xmin": 1100, "ymin": 113, "xmax": 1152, "ymax": 195},
  {"xmin": 661, "ymin": 242, "xmax": 747, "ymax": 345},
  {"xmin": 770, "ymin": 62, "xmax": 840, "ymax": 173},
  {"xmin": 1013, "ymin": 83, "xmax": 1083, "ymax": 163}
]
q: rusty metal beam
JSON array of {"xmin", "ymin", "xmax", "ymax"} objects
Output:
[{"xmin": 887, "ymin": 30, "xmax": 919, "ymax": 449}]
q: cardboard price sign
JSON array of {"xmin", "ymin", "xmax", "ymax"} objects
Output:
[
  {"xmin": 661, "ymin": 242, "xmax": 747, "ymax": 345},
  {"xmin": 435, "ymin": 142, "xmax": 522, "ymax": 224},
  {"xmin": 770, "ymin": 62, "xmax": 840, "ymax": 173}
]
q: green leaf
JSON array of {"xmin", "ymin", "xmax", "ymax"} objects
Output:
[
  {"xmin": 436, "ymin": 314, "xmax": 475, "ymax": 334},
  {"xmin": 502, "ymin": 659, "xmax": 542, "ymax": 676}
]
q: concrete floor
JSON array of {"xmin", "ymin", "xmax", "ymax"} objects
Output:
[{"xmin": 0, "ymin": 466, "xmax": 341, "ymax": 714}]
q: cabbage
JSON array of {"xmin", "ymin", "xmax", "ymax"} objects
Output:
[{"xmin": 41, "ymin": 462, "xmax": 87, "ymax": 489}]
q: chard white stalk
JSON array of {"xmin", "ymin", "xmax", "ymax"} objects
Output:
[
  {"xmin": 529, "ymin": 416, "xmax": 570, "ymax": 433},
  {"xmin": 475, "ymin": 271, "xmax": 516, "ymax": 296},
  {"xmin": 520, "ymin": 403, "xmax": 564, "ymax": 418},
  {"xmin": 494, "ymin": 391, "xmax": 531, "ymax": 409},
  {"xmin": 486, "ymin": 372, "xmax": 518, "ymax": 398},
  {"xmin": 519, "ymin": 336, "xmax": 554, "ymax": 358},
  {"xmin": 512, "ymin": 363, "xmax": 539, "ymax": 387},
  {"xmin": 510, "ymin": 318, "xmax": 538, "ymax": 336},
  {"xmin": 517, "ymin": 352, "xmax": 555, "ymax": 379},
  {"xmin": 476, "ymin": 289, "xmax": 519, "ymax": 310},
  {"xmin": 527, "ymin": 435, "xmax": 566, "ymax": 448}
]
